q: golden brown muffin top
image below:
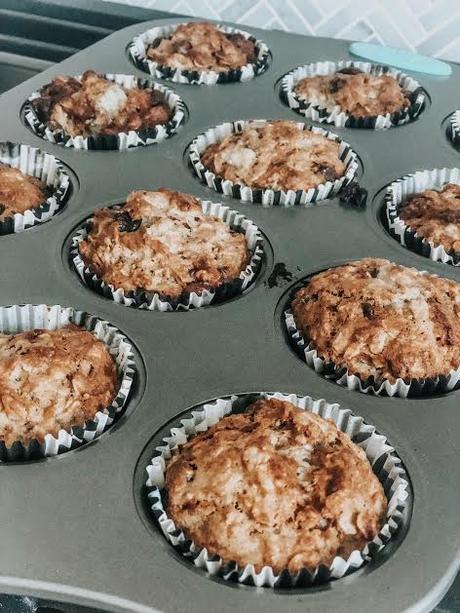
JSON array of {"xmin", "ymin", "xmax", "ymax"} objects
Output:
[
  {"xmin": 0, "ymin": 163, "xmax": 48, "ymax": 221},
  {"xmin": 32, "ymin": 70, "xmax": 172, "ymax": 138},
  {"xmin": 292, "ymin": 257, "xmax": 460, "ymax": 383},
  {"xmin": 294, "ymin": 68, "xmax": 411, "ymax": 118},
  {"xmin": 165, "ymin": 398, "xmax": 386, "ymax": 573},
  {"xmin": 200, "ymin": 120, "xmax": 346, "ymax": 191},
  {"xmin": 399, "ymin": 184, "xmax": 460, "ymax": 255},
  {"xmin": 78, "ymin": 188, "xmax": 250, "ymax": 299},
  {"xmin": 0, "ymin": 324, "xmax": 119, "ymax": 447},
  {"xmin": 147, "ymin": 22, "xmax": 257, "ymax": 72}
]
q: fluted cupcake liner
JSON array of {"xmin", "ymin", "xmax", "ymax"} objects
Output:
[
  {"xmin": 285, "ymin": 308, "xmax": 460, "ymax": 397},
  {"xmin": 189, "ymin": 120, "xmax": 358, "ymax": 206},
  {"xmin": 128, "ymin": 22, "xmax": 270, "ymax": 85},
  {"xmin": 24, "ymin": 74, "xmax": 186, "ymax": 151},
  {"xmin": 449, "ymin": 111, "xmax": 460, "ymax": 148},
  {"xmin": 0, "ymin": 142, "xmax": 70, "ymax": 234},
  {"xmin": 146, "ymin": 392, "xmax": 410, "ymax": 588},
  {"xmin": 280, "ymin": 60, "xmax": 426, "ymax": 130},
  {"xmin": 70, "ymin": 199, "xmax": 264, "ymax": 311},
  {"xmin": 386, "ymin": 168, "xmax": 460, "ymax": 266},
  {"xmin": 0, "ymin": 304, "xmax": 135, "ymax": 461}
]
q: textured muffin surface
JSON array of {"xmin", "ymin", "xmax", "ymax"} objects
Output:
[
  {"xmin": 78, "ymin": 188, "xmax": 250, "ymax": 299},
  {"xmin": 294, "ymin": 68, "xmax": 411, "ymax": 118},
  {"xmin": 0, "ymin": 163, "xmax": 48, "ymax": 221},
  {"xmin": 0, "ymin": 324, "xmax": 119, "ymax": 447},
  {"xmin": 399, "ymin": 183, "xmax": 460, "ymax": 255},
  {"xmin": 200, "ymin": 120, "xmax": 346, "ymax": 191},
  {"xmin": 147, "ymin": 22, "xmax": 257, "ymax": 72},
  {"xmin": 165, "ymin": 398, "xmax": 386, "ymax": 573},
  {"xmin": 32, "ymin": 70, "xmax": 172, "ymax": 138},
  {"xmin": 291, "ymin": 257, "xmax": 460, "ymax": 383}
]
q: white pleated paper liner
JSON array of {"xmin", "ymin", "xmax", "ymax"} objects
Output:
[
  {"xmin": 449, "ymin": 111, "xmax": 460, "ymax": 148},
  {"xmin": 285, "ymin": 304, "xmax": 460, "ymax": 398},
  {"xmin": 0, "ymin": 304, "xmax": 135, "ymax": 462},
  {"xmin": 145, "ymin": 392, "xmax": 410, "ymax": 588},
  {"xmin": 189, "ymin": 120, "xmax": 359, "ymax": 206},
  {"xmin": 0, "ymin": 142, "xmax": 70, "ymax": 235},
  {"xmin": 280, "ymin": 60, "xmax": 426, "ymax": 130},
  {"xmin": 128, "ymin": 23, "xmax": 270, "ymax": 86},
  {"xmin": 24, "ymin": 74, "xmax": 186, "ymax": 150},
  {"xmin": 70, "ymin": 199, "xmax": 264, "ymax": 311},
  {"xmin": 386, "ymin": 168, "xmax": 460, "ymax": 267}
]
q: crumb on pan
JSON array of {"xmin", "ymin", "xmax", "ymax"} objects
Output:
[
  {"xmin": 292, "ymin": 257, "xmax": 460, "ymax": 383},
  {"xmin": 399, "ymin": 183, "xmax": 460, "ymax": 255},
  {"xmin": 200, "ymin": 120, "xmax": 346, "ymax": 191},
  {"xmin": 147, "ymin": 22, "xmax": 257, "ymax": 73},
  {"xmin": 32, "ymin": 70, "xmax": 172, "ymax": 138},
  {"xmin": 0, "ymin": 163, "xmax": 49, "ymax": 221},
  {"xmin": 0, "ymin": 324, "xmax": 119, "ymax": 447},
  {"xmin": 78, "ymin": 188, "xmax": 251, "ymax": 299},
  {"xmin": 294, "ymin": 68, "xmax": 411, "ymax": 118},
  {"xmin": 165, "ymin": 397, "xmax": 387, "ymax": 573}
]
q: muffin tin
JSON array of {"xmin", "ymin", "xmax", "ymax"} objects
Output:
[{"xmin": 0, "ymin": 16, "xmax": 459, "ymax": 613}]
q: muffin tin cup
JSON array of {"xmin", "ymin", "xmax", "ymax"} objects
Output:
[
  {"xmin": 189, "ymin": 120, "xmax": 359, "ymax": 206},
  {"xmin": 128, "ymin": 22, "xmax": 270, "ymax": 86},
  {"xmin": 386, "ymin": 167, "xmax": 460, "ymax": 266},
  {"xmin": 0, "ymin": 142, "xmax": 70, "ymax": 234},
  {"xmin": 280, "ymin": 60, "xmax": 426, "ymax": 130},
  {"xmin": 0, "ymin": 304, "xmax": 136, "ymax": 461},
  {"xmin": 449, "ymin": 111, "xmax": 460, "ymax": 148},
  {"xmin": 70, "ymin": 199, "xmax": 264, "ymax": 311},
  {"xmin": 24, "ymin": 74, "xmax": 186, "ymax": 151},
  {"xmin": 145, "ymin": 391, "xmax": 410, "ymax": 588},
  {"xmin": 285, "ymin": 309, "xmax": 460, "ymax": 397}
]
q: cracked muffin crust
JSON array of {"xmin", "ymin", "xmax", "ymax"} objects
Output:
[
  {"xmin": 294, "ymin": 67, "xmax": 411, "ymax": 118},
  {"xmin": 78, "ymin": 189, "xmax": 251, "ymax": 300},
  {"xmin": 200, "ymin": 120, "xmax": 346, "ymax": 191},
  {"xmin": 399, "ymin": 184, "xmax": 460, "ymax": 255},
  {"xmin": 31, "ymin": 71, "xmax": 172, "ymax": 138},
  {"xmin": 0, "ymin": 163, "xmax": 49, "ymax": 221},
  {"xmin": 0, "ymin": 324, "xmax": 119, "ymax": 447},
  {"xmin": 146, "ymin": 22, "xmax": 257, "ymax": 73},
  {"xmin": 165, "ymin": 397, "xmax": 387, "ymax": 573},
  {"xmin": 291, "ymin": 257, "xmax": 460, "ymax": 383}
]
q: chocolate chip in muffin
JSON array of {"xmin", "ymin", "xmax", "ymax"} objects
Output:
[
  {"xmin": 115, "ymin": 211, "xmax": 142, "ymax": 233},
  {"xmin": 329, "ymin": 76, "xmax": 346, "ymax": 93}
]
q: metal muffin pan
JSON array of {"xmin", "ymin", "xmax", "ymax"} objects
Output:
[{"xmin": 0, "ymin": 16, "xmax": 459, "ymax": 613}]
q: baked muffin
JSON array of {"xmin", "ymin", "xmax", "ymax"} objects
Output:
[
  {"xmin": 294, "ymin": 67, "xmax": 411, "ymax": 118},
  {"xmin": 146, "ymin": 22, "xmax": 257, "ymax": 73},
  {"xmin": 291, "ymin": 257, "xmax": 460, "ymax": 384},
  {"xmin": 0, "ymin": 324, "xmax": 119, "ymax": 447},
  {"xmin": 31, "ymin": 70, "xmax": 172, "ymax": 138},
  {"xmin": 165, "ymin": 397, "xmax": 387, "ymax": 573},
  {"xmin": 398, "ymin": 183, "xmax": 460, "ymax": 255},
  {"xmin": 0, "ymin": 163, "xmax": 49, "ymax": 221},
  {"xmin": 200, "ymin": 120, "xmax": 346, "ymax": 191},
  {"xmin": 78, "ymin": 189, "xmax": 251, "ymax": 300}
]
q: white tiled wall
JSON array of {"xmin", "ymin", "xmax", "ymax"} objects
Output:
[{"xmin": 107, "ymin": 0, "xmax": 460, "ymax": 62}]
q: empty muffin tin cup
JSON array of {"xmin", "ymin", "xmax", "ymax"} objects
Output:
[
  {"xmin": 0, "ymin": 304, "xmax": 135, "ymax": 461},
  {"xmin": 146, "ymin": 391, "xmax": 410, "ymax": 588},
  {"xmin": 70, "ymin": 199, "xmax": 264, "ymax": 311},
  {"xmin": 0, "ymin": 142, "xmax": 70, "ymax": 234},
  {"xmin": 128, "ymin": 22, "xmax": 270, "ymax": 85},
  {"xmin": 449, "ymin": 111, "xmax": 460, "ymax": 148},
  {"xmin": 386, "ymin": 167, "xmax": 460, "ymax": 266},
  {"xmin": 280, "ymin": 60, "xmax": 426, "ymax": 130},
  {"xmin": 24, "ymin": 74, "xmax": 186, "ymax": 150},
  {"xmin": 189, "ymin": 120, "xmax": 359, "ymax": 206},
  {"xmin": 285, "ymin": 303, "xmax": 460, "ymax": 397}
]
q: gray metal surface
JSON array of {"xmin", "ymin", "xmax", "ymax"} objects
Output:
[{"xmin": 0, "ymin": 17, "xmax": 459, "ymax": 613}]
